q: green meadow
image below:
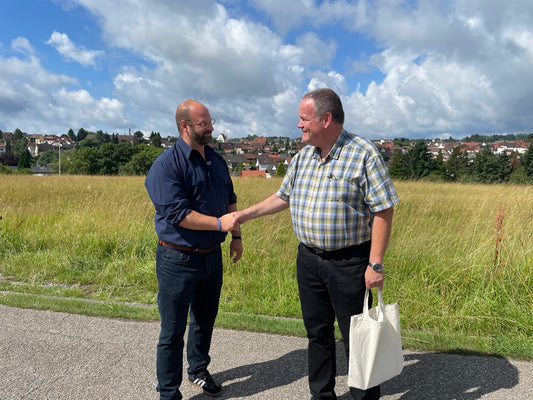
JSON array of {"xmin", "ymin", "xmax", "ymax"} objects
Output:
[{"xmin": 0, "ymin": 175, "xmax": 531, "ymax": 359}]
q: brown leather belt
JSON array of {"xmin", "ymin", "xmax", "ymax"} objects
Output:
[{"xmin": 158, "ymin": 239, "xmax": 218, "ymax": 254}]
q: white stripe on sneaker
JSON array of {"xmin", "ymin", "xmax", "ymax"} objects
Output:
[{"xmin": 193, "ymin": 377, "xmax": 207, "ymax": 387}]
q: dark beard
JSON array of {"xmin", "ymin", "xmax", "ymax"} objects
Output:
[{"xmin": 192, "ymin": 130, "xmax": 211, "ymax": 146}]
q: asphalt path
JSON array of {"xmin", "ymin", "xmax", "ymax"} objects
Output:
[{"xmin": 1, "ymin": 304, "xmax": 531, "ymax": 399}]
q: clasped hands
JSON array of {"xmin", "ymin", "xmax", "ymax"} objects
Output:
[
  {"xmin": 218, "ymin": 212, "xmax": 246, "ymax": 264},
  {"xmin": 218, "ymin": 211, "xmax": 247, "ymax": 232}
]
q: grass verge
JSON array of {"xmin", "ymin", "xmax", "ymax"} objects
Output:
[{"xmin": 1, "ymin": 291, "xmax": 531, "ymax": 360}]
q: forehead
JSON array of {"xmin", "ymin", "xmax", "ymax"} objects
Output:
[
  {"xmin": 299, "ymin": 98, "xmax": 315, "ymax": 116},
  {"xmin": 189, "ymin": 104, "xmax": 211, "ymax": 120}
]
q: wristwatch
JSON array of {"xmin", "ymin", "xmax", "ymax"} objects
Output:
[{"xmin": 368, "ymin": 262, "xmax": 384, "ymax": 273}]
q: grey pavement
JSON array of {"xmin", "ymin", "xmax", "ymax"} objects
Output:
[{"xmin": 0, "ymin": 304, "xmax": 531, "ymax": 400}]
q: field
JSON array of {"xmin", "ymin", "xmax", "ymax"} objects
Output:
[{"xmin": 0, "ymin": 175, "xmax": 532, "ymax": 359}]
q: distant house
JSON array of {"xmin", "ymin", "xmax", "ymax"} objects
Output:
[
  {"xmin": 117, "ymin": 135, "xmax": 136, "ymax": 144},
  {"xmin": 224, "ymin": 154, "xmax": 246, "ymax": 170},
  {"xmin": 1, "ymin": 132, "xmax": 13, "ymax": 141},
  {"xmin": 27, "ymin": 134, "xmax": 44, "ymax": 144},
  {"xmin": 216, "ymin": 133, "xmax": 228, "ymax": 143},
  {"xmin": 220, "ymin": 142, "xmax": 235, "ymax": 153},
  {"xmin": 251, "ymin": 137, "xmax": 267, "ymax": 146}
]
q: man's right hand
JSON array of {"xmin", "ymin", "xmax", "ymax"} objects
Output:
[{"xmin": 219, "ymin": 213, "xmax": 240, "ymax": 232}]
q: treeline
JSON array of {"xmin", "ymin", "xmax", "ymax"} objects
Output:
[
  {"xmin": 2, "ymin": 128, "xmax": 533, "ymax": 184},
  {"xmin": 0, "ymin": 128, "xmax": 166, "ymax": 175},
  {"xmin": 389, "ymin": 140, "xmax": 533, "ymax": 184},
  {"xmin": 462, "ymin": 132, "xmax": 533, "ymax": 142}
]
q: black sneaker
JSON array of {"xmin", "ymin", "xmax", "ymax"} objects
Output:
[{"xmin": 188, "ymin": 371, "xmax": 222, "ymax": 397}]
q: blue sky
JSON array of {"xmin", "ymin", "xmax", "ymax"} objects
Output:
[{"xmin": 2, "ymin": 0, "xmax": 533, "ymax": 140}]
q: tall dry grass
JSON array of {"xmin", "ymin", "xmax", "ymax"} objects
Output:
[{"xmin": 1, "ymin": 175, "xmax": 532, "ymax": 355}]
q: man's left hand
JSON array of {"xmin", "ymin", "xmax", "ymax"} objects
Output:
[
  {"xmin": 365, "ymin": 267, "xmax": 384, "ymax": 290},
  {"xmin": 230, "ymin": 238, "xmax": 243, "ymax": 263}
]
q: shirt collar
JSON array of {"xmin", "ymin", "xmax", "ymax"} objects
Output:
[
  {"xmin": 176, "ymin": 136, "xmax": 193, "ymax": 159},
  {"xmin": 312, "ymin": 129, "xmax": 347, "ymax": 161},
  {"xmin": 176, "ymin": 136, "xmax": 212, "ymax": 160}
]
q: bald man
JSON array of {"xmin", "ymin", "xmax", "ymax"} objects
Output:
[{"xmin": 145, "ymin": 100, "xmax": 242, "ymax": 399}]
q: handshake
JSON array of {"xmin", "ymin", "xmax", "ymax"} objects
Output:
[{"xmin": 217, "ymin": 211, "xmax": 249, "ymax": 232}]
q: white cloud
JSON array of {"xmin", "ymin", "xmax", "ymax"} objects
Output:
[
  {"xmin": 295, "ymin": 32, "xmax": 337, "ymax": 69},
  {"xmin": 0, "ymin": 37, "xmax": 127, "ymax": 134},
  {"xmin": 46, "ymin": 31, "xmax": 103, "ymax": 67},
  {"xmin": 11, "ymin": 37, "xmax": 36, "ymax": 56},
  {"xmin": 71, "ymin": 0, "xmax": 306, "ymax": 136},
  {"xmin": 3, "ymin": 0, "xmax": 533, "ymax": 139}
]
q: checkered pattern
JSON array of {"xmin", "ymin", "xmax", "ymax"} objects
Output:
[{"xmin": 278, "ymin": 130, "xmax": 399, "ymax": 251}]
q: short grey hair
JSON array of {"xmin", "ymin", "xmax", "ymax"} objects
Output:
[{"xmin": 302, "ymin": 88, "xmax": 344, "ymax": 125}]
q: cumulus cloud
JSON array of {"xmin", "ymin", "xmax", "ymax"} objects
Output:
[
  {"xmin": 0, "ymin": 37, "xmax": 127, "ymax": 134},
  {"xmin": 71, "ymin": 0, "xmax": 306, "ymax": 136},
  {"xmin": 46, "ymin": 31, "xmax": 103, "ymax": 67},
  {"xmin": 2, "ymin": 0, "xmax": 533, "ymax": 138}
]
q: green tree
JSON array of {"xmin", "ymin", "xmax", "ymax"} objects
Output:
[
  {"xmin": 133, "ymin": 130, "xmax": 145, "ymax": 144},
  {"xmin": 114, "ymin": 141, "xmax": 134, "ymax": 166},
  {"xmin": 445, "ymin": 146, "xmax": 469, "ymax": 181},
  {"xmin": 428, "ymin": 150, "xmax": 446, "ymax": 181},
  {"xmin": 120, "ymin": 146, "xmax": 163, "ymax": 175},
  {"xmin": 150, "ymin": 132, "xmax": 162, "ymax": 148},
  {"xmin": 36, "ymin": 149, "xmax": 58, "ymax": 167},
  {"xmin": 11, "ymin": 128, "xmax": 27, "ymax": 155},
  {"xmin": 393, "ymin": 137, "xmax": 410, "ymax": 146},
  {"xmin": 78, "ymin": 137, "xmax": 101, "ymax": 148},
  {"xmin": 276, "ymin": 162, "xmax": 286, "ymax": 176},
  {"xmin": 77, "ymin": 128, "xmax": 88, "ymax": 142},
  {"xmin": 508, "ymin": 165, "xmax": 532, "ymax": 184},
  {"xmin": 98, "ymin": 143, "xmax": 118, "ymax": 174},
  {"xmin": 388, "ymin": 149, "xmax": 410, "ymax": 180},
  {"xmin": 69, "ymin": 147, "xmax": 100, "ymax": 174},
  {"xmin": 67, "ymin": 128, "xmax": 76, "ymax": 142},
  {"xmin": 95, "ymin": 130, "xmax": 110, "ymax": 145},
  {"xmin": 469, "ymin": 146, "xmax": 511, "ymax": 183},
  {"xmin": 522, "ymin": 143, "xmax": 533, "ymax": 177},
  {"xmin": 17, "ymin": 149, "xmax": 32, "ymax": 170},
  {"xmin": 408, "ymin": 140, "xmax": 434, "ymax": 179}
]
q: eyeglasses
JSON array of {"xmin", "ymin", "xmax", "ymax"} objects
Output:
[{"xmin": 184, "ymin": 118, "xmax": 216, "ymax": 128}]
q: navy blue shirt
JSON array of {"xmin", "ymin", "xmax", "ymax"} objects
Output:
[{"xmin": 145, "ymin": 137, "xmax": 237, "ymax": 248}]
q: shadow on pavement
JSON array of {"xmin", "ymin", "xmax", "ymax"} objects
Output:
[
  {"xmin": 375, "ymin": 352, "xmax": 518, "ymax": 400},
  {"xmin": 191, "ymin": 339, "xmax": 519, "ymax": 400},
  {"xmin": 190, "ymin": 349, "xmax": 308, "ymax": 399}
]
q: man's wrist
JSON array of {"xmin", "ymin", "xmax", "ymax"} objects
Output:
[{"xmin": 368, "ymin": 262, "xmax": 384, "ymax": 273}]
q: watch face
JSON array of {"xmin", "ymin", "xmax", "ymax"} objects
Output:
[{"xmin": 370, "ymin": 263, "xmax": 383, "ymax": 272}]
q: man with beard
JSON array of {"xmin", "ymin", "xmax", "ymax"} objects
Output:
[{"xmin": 145, "ymin": 99, "xmax": 242, "ymax": 400}]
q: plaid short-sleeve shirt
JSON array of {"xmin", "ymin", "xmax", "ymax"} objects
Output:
[{"xmin": 277, "ymin": 130, "xmax": 399, "ymax": 251}]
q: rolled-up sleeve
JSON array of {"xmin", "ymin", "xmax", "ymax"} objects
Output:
[{"xmin": 145, "ymin": 153, "xmax": 191, "ymax": 231}]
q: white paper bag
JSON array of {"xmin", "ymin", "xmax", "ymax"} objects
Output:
[{"xmin": 348, "ymin": 288, "xmax": 404, "ymax": 389}]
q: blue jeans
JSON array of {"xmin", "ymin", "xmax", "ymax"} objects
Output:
[
  {"xmin": 155, "ymin": 243, "xmax": 223, "ymax": 400},
  {"xmin": 296, "ymin": 242, "xmax": 380, "ymax": 400}
]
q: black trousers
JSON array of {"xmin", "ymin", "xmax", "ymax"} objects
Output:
[{"xmin": 296, "ymin": 242, "xmax": 380, "ymax": 400}]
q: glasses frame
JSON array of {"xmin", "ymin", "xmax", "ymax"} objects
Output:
[{"xmin": 184, "ymin": 118, "xmax": 216, "ymax": 128}]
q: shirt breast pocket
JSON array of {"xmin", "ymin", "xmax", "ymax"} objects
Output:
[{"xmin": 326, "ymin": 176, "xmax": 358, "ymax": 204}]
